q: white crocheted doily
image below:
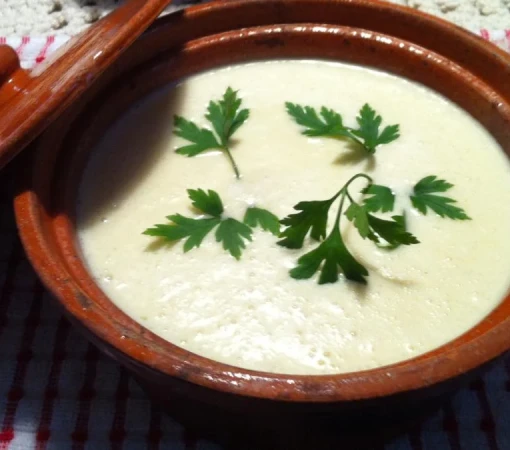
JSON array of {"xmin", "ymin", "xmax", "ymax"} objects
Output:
[
  {"xmin": 0, "ymin": 0, "xmax": 199, "ymax": 35},
  {"xmin": 0, "ymin": 0, "xmax": 509, "ymax": 35}
]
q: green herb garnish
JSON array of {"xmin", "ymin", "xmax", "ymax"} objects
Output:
[
  {"xmin": 174, "ymin": 87, "xmax": 249, "ymax": 179},
  {"xmin": 285, "ymin": 103, "xmax": 399, "ymax": 154},
  {"xmin": 159, "ymin": 92, "xmax": 471, "ymax": 288},
  {"xmin": 243, "ymin": 207, "xmax": 281, "ymax": 236},
  {"xmin": 280, "ymin": 172, "xmax": 471, "ymax": 285},
  {"xmin": 361, "ymin": 184, "xmax": 395, "ymax": 213},
  {"xmin": 288, "ymin": 224, "xmax": 369, "ymax": 284},
  {"xmin": 144, "ymin": 189, "xmax": 278, "ymax": 260},
  {"xmin": 279, "ymin": 173, "xmax": 419, "ymax": 284},
  {"xmin": 344, "ymin": 203, "xmax": 417, "ymax": 248},
  {"xmin": 214, "ymin": 218, "xmax": 253, "ymax": 259},
  {"xmin": 277, "ymin": 198, "xmax": 335, "ymax": 249},
  {"xmin": 410, "ymin": 175, "xmax": 471, "ymax": 220}
]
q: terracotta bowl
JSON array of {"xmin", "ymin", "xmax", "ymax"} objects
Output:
[{"xmin": 12, "ymin": 0, "xmax": 510, "ymax": 437}]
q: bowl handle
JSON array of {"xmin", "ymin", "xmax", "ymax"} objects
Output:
[
  {"xmin": 0, "ymin": 0, "xmax": 173, "ymax": 171},
  {"xmin": 0, "ymin": 46, "xmax": 30, "ymax": 106}
]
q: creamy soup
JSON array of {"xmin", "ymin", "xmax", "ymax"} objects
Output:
[{"xmin": 77, "ymin": 60, "xmax": 510, "ymax": 375}]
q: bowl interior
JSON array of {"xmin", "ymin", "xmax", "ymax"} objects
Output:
[{"xmin": 14, "ymin": 3, "xmax": 510, "ymax": 403}]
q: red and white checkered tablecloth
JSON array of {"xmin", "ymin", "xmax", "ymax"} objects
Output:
[
  {"xmin": 1, "ymin": 24, "xmax": 510, "ymax": 450},
  {"xmin": 1, "ymin": 29, "xmax": 509, "ymax": 69}
]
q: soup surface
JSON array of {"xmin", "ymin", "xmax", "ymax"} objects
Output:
[{"xmin": 77, "ymin": 60, "xmax": 510, "ymax": 375}]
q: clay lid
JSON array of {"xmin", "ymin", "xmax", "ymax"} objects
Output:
[{"xmin": 0, "ymin": 0, "xmax": 173, "ymax": 170}]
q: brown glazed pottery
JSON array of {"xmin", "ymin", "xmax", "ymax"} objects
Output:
[
  {"xmin": 8, "ymin": 0, "xmax": 510, "ymax": 439},
  {"xmin": 0, "ymin": 0, "xmax": 173, "ymax": 169}
]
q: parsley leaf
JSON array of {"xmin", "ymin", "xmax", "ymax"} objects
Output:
[
  {"xmin": 344, "ymin": 203, "xmax": 378, "ymax": 243},
  {"xmin": 375, "ymin": 213, "xmax": 411, "ymax": 249},
  {"xmin": 244, "ymin": 207, "xmax": 281, "ymax": 236},
  {"xmin": 206, "ymin": 87, "xmax": 250, "ymax": 146},
  {"xmin": 413, "ymin": 175, "xmax": 453, "ymax": 194},
  {"xmin": 174, "ymin": 117, "xmax": 220, "ymax": 156},
  {"xmin": 411, "ymin": 175, "xmax": 471, "ymax": 220},
  {"xmin": 284, "ymin": 103, "xmax": 354, "ymax": 139},
  {"xmin": 143, "ymin": 215, "xmax": 221, "ymax": 252},
  {"xmin": 174, "ymin": 87, "xmax": 249, "ymax": 178},
  {"xmin": 362, "ymin": 184, "xmax": 395, "ymax": 212},
  {"xmin": 215, "ymin": 218, "xmax": 253, "ymax": 260},
  {"xmin": 290, "ymin": 225, "xmax": 369, "ymax": 284},
  {"xmin": 345, "ymin": 203, "xmax": 419, "ymax": 247},
  {"xmin": 367, "ymin": 214, "xmax": 419, "ymax": 247},
  {"xmin": 350, "ymin": 104, "xmax": 400, "ymax": 153},
  {"xmin": 144, "ymin": 189, "xmax": 278, "ymax": 259},
  {"xmin": 285, "ymin": 103, "xmax": 399, "ymax": 154},
  {"xmin": 277, "ymin": 197, "xmax": 337, "ymax": 249},
  {"xmin": 187, "ymin": 188, "xmax": 223, "ymax": 217}
]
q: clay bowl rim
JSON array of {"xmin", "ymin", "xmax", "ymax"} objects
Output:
[{"xmin": 14, "ymin": 0, "xmax": 510, "ymax": 404}]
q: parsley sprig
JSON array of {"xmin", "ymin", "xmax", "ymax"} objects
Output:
[
  {"xmin": 278, "ymin": 174, "xmax": 418, "ymax": 284},
  {"xmin": 279, "ymin": 172, "xmax": 471, "ymax": 285},
  {"xmin": 278, "ymin": 173, "xmax": 412, "ymax": 284},
  {"xmin": 174, "ymin": 87, "xmax": 249, "ymax": 179},
  {"xmin": 143, "ymin": 189, "xmax": 279, "ymax": 260},
  {"xmin": 285, "ymin": 103, "xmax": 399, "ymax": 154},
  {"xmin": 411, "ymin": 175, "xmax": 471, "ymax": 220}
]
